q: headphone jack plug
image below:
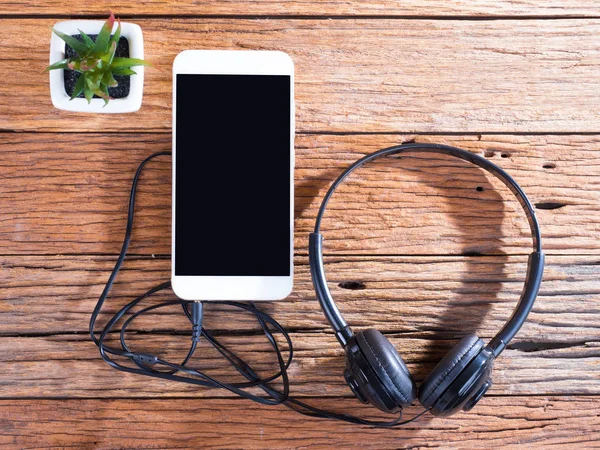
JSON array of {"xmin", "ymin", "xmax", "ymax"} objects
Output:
[{"xmin": 191, "ymin": 301, "xmax": 204, "ymax": 343}]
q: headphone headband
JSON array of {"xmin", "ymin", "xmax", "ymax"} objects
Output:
[{"xmin": 309, "ymin": 143, "xmax": 544, "ymax": 357}]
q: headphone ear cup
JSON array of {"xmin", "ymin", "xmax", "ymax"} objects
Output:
[
  {"xmin": 355, "ymin": 329, "xmax": 416, "ymax": 408},
  {"xmin": 419, "ymin": 334, "xmax": 485, "ymax": 410}
]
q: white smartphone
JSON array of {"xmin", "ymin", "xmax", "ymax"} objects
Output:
[{"xmin": 172, "ymin": 50, "xmax": 294, "ymax": 301}]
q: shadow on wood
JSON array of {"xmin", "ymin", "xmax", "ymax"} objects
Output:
[
  {"xmin": 383, "ymin": 150, "xmax": 507, "ymax": 377},
  {"xmin": 302, "ymin": 148, "xmax": 508, "ymax": 420}
]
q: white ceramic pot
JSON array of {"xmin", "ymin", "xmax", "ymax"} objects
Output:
[{"xmin": 49, "ymin": 20, "xmax": 145, "ymax": 113}]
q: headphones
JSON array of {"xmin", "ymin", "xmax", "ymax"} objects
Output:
[{"xmin": 309, "ymin": 143, "xmax": 544, "ymax": 417}]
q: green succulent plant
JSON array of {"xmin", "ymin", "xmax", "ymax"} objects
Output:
[{"xmin": 45, "ymin": 12, "xmax": 150, "ymax": 105}]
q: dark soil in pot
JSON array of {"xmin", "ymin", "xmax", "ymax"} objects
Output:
[{"xmin": 64, "ymin": 34, "xmax": 131, "ymax": 99}]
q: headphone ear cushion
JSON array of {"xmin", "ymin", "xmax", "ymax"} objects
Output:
[
  {"xmin": 419, "ymin": 334, "xmax": 485, "ymax": 409},
  {"xmin": 356, "ymin": 329, "xmax": 416, "ymax": 407}
]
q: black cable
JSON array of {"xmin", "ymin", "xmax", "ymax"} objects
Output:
[{"xmin": 89, "ymin": 151, "xmax": 428, "ymax": 427}]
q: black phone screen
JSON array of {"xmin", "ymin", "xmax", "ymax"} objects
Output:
[{"xmin": 175, "ymin": 74, "xmax": 291, "ymax": 276}]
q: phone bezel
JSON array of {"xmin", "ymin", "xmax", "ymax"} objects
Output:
[{"xmin": 172, "ymin": 50, "xmax": 294, "ymax": 301}]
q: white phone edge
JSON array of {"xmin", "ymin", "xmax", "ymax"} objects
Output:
[{"xmin": 171, "ymin": 50, "xmax": 295, "ymax": 301}]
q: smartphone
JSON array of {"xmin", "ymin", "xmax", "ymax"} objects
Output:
[{"xmin": 172, "ymin": 50, "xmax": 294, "ymax": 301}]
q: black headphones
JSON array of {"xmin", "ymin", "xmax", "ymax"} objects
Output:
[{"xmin": 309, "ymin": 143, "xmax": 544, "ymax": 417}]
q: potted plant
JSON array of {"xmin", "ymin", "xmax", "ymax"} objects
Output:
[{"xmin": 46, "ymin": 13, "xmax": 149, "ymax": 113}]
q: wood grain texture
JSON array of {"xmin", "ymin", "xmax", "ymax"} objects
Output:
[
  {"xmin": 0, "ymin": 397, "xmax": 598, "ymax": 449},
  {"xmin": 2, "ymin": 254, "xmax": 599, "ymax": 341},
  {"xmin": 1, "ymin": 133, "xmax": 598, "ymax": 256},
  {"xmin": 1, "ymin": 10, "xmax": 600, "ymax": 447},
  {"xmin": 2, "ymin": 19, "xmax": 600, "ymax": 132},
  {"xmin": 0, "ymin": 332, "xmax": 598, "ymax": 398},
  {"xmin": 2, "ymin": 1, "xmax": 600, "ymax": 17}
]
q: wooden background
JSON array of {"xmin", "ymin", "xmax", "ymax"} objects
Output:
[{"xmin": 1, "ymin": 2, "xmax": 600, "ymax": 448}]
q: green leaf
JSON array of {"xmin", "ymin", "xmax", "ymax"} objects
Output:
[
  {"xmin": 70, "ymin": 74, "xmax": 86, "ymax": 99},
  {"xmin": 111, "ymin": 57, "xmax": 151, "ymax": 69},
  {"xmin": 79, "ymin": 58, "xmax": 100, "ymax": 72},
  {"xmin": 66, "ymin": 60, "xmax": 81, "ymax": 72},
  {"xmin": 78, "ymin": 30, "xmax": 95, "ymax": 49},
  {"xmin": 83, "ymin": 77, "xmax": 93, "ymax": 104},
  {"xmin": 87, "ymin": 66, "xmax": 102, "ymax": 80},
  {"xmin": 44, "ymin": 58, "xmax": 69, "ymax": 72},
  {"xmin": 101, "ymin": 41, "xmax": 117, "ymax": 66},
  {"xmin": 92, "ymin": 12, "xmax": 115, "ymax": 56},
  {"xmin": 100, "ymin": 84, "xmax": 112, "ymax": 106},
  {"xmin": 92, "ymin": 88, "xmax": 109, "ymax": 99},
  {"xmin": 111, "ymin": 67, "xmax": 137, "ymax": 76},
  {"xmin": 109, "ymin": 20, "xmax": 122, "ymax": 48},
  {"xmin": 102, "ymin": 70, "xmax": 118, "ymax": 87},
  {"xmin": 51, "ymin": 28, "xmax": 89, "ymax": 57},
  {"xmin": 91, "ymin": 84, "xmax": 111, "ymax": 106}
]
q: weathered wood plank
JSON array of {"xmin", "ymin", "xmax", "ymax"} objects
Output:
[
  {"xmin": 2, "ymin": 19, "xmax": 600, "ymax": 132},
  {"xmin": 0, "ymin": 331, "xmax": 597, "ymax": 398},
  {"xmin": 1, "ymin": 133, "xmax": 598, "ymax": 255},
  {"xmin": 1, "ymin": 254, "xmax": 598, "ymax": 341},
  {"xmin": 0, "ymin": 397, "xmax": 598, "ymax": 449},
  {"xmin": 2, "ymin": 1, "xmax": 600, "ymax": 17}
]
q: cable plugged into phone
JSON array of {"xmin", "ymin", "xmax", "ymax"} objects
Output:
[
  {"xmin": 191, "ymin": 301, "xmax": 203, "ymax": 343},
  {"xmin": 89, "ymin": 151, "xmax": 428, "ymax": 428}
]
